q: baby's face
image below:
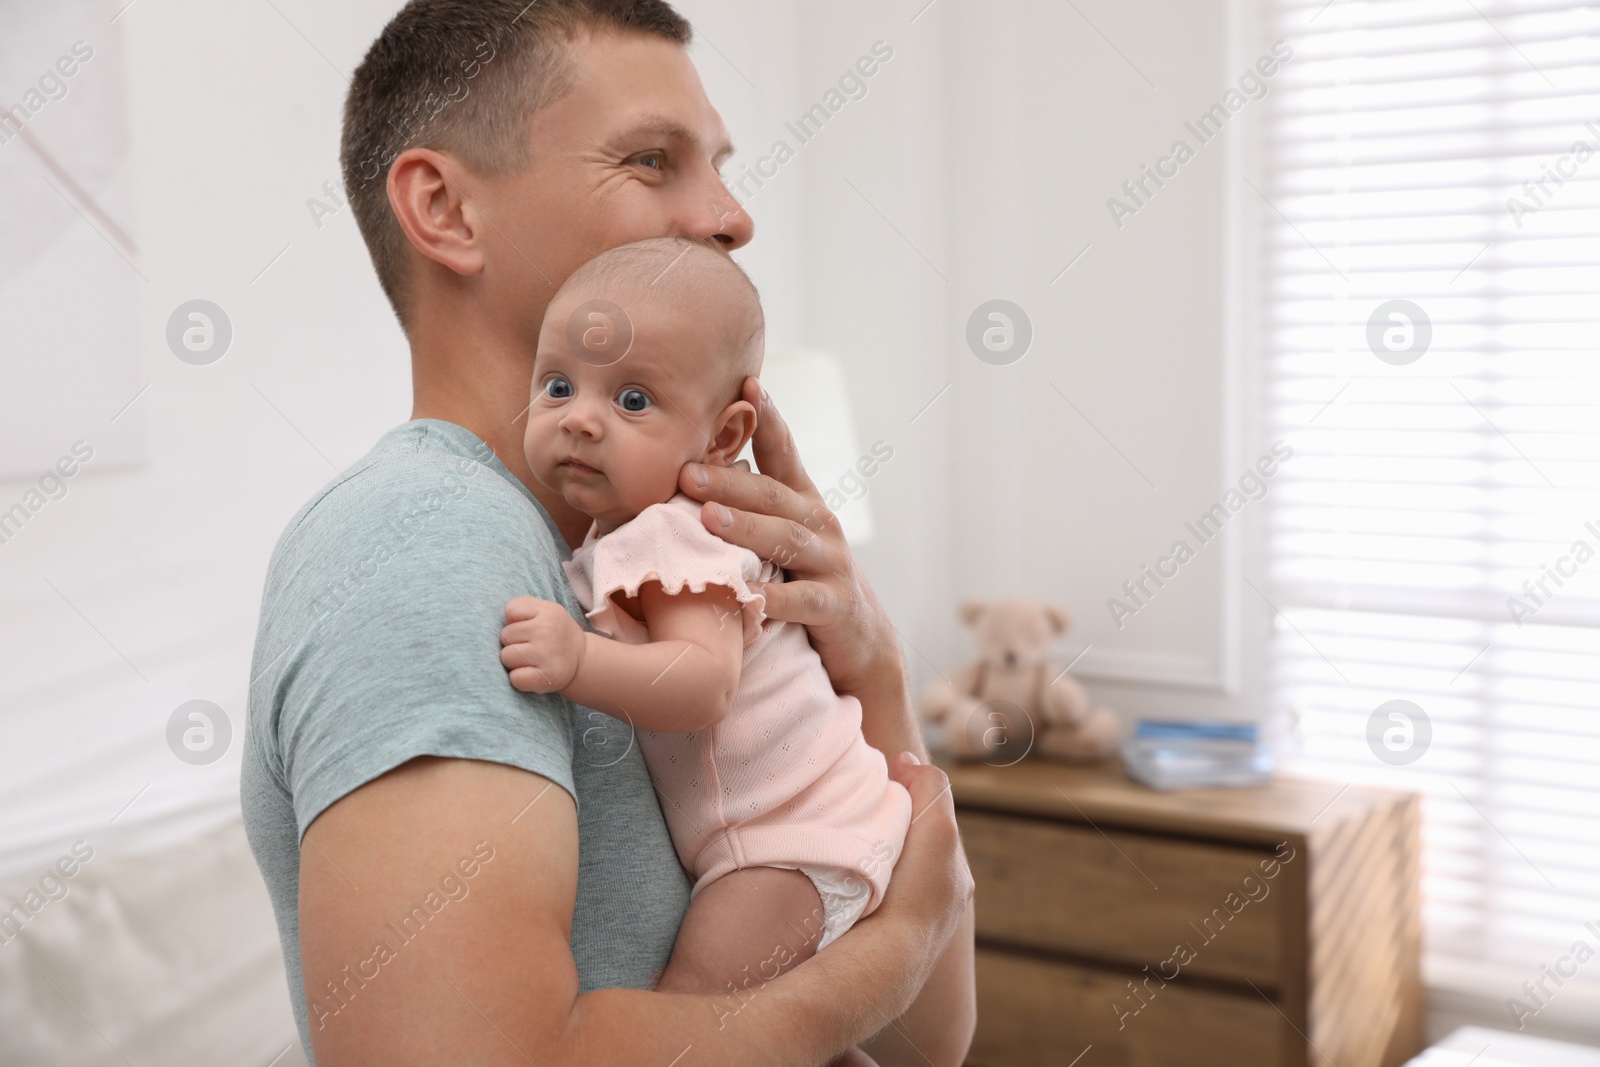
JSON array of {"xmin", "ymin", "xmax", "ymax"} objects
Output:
[{"xmin": 525, "ymin": 288, "xmax": 732, "ymax": 531}]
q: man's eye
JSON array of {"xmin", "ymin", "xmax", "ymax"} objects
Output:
[
  {"xmin": 545, "ymin": 377, "xmax": 573, "ymax": 399},
  {"xmin": 617, "ymin": 388, "xmax": 651, "ymax": 413},
  {"xmin": 635, "ymin": 152, "xmax": 664, "ymax": 171}
]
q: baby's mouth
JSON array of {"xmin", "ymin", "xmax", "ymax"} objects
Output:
[{"xmin": 558, "ymin": 457, "xmax": 604, "ymax": 478}]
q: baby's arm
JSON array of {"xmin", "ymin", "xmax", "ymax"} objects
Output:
[{"xmin": 501, "ymin": 583, "xmax": 745, "ymax": 733}]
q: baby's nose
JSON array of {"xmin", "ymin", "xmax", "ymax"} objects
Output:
[{"xmin": 559, "ymin": 399, "xmax": 604, "ymax": 437}]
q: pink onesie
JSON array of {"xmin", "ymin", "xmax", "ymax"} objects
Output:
[{"xmin": 563, "ymin": 494, "xmax": 912, "ymax": 948}]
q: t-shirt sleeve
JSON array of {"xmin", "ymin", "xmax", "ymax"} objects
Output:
[
  {"xmin": 572, "ymin": 495, "xmax": 768, "ymax": 646},
  {"xmin": 250, "ymin": 453, "xmax": 581, "ymax": 841}
]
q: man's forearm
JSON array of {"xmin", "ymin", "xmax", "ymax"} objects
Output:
[
  {"xmin": 561, "ymin": 914, "xmax": 926, "ymax": 1066},
  {"xmin": 861, "ymin": 900, "xmax": 977, "ymax": 1067},
  {"xmin": 848, "ymin": 640, "xmax": 974, "ymax": 1067}
]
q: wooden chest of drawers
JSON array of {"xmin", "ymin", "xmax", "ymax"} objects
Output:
[{"xmin": 945, "ymin": 759, "xmax": 1424, "ymax": 1067}]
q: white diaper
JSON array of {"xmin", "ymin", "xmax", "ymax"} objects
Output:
[{"xmin": 773, "ymin": 864, "xmax": 874, "ymax": 951}]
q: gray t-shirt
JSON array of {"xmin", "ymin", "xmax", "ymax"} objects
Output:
[{"xmin": 241, "ymin": 419, "xmax": 690, "ymax": 1062}]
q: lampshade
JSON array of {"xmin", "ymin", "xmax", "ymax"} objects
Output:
[{"xmin": 754, "ymin": 350, "xmax": 874, "ymax": 545}]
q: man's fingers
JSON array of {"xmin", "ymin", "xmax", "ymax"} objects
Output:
[
  {"xmin": 677, "ymin": 378, "xmax": 823, "ymax": 513},
  {"xmin": 678, "ymin": 460, "xmax": 805, "ymax": 522},
  {"xmin": 890, "ymin": 755, "xmax": 974, "ymax": 904},
  {"xmin": 892, "ymin": 753, "xmax": 949, "ymax": 808},
  {"xmin": 742, "ymin": 377, "xmax": 821, "ymax": 497},
  {"xmin": 693, "ymin": 500, "xmax": 837, "ymax": 572},
  {"xmin": 893, "ymin": 756, "xmax": 959, "ymax": 843},
  {"xmin": 754, "ymin": 578, "xmax": 837, "ymax": 627}
]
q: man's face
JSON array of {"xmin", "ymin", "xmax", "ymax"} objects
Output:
[{"xmin": 475, "ymin": 30, "xmax": 753, "ymax": 340}]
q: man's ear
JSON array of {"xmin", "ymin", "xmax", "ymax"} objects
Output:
[
  {"xmin": 704, "ymin": 400, "xmax": 758, "ymax": 466},
  {"xmin": 388, "ymin": 147, "xmax": 485, "ymax": 278}
]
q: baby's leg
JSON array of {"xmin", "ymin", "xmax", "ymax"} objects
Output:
[
  {"xmin": 657, "ymin": 865, "xmax": 826, "ymax": 994},
  {"xmin": 657, "ymin": 866, "xmax": 879, "ymax": 1066}
]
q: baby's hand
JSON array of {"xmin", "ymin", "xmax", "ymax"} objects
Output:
[{"xmin": 500, "ymin": 597, "xmax": 586, "ymax": 694}]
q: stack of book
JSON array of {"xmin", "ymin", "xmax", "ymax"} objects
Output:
[{"xmin": 1121, "ymin": 719, "xmax": 1275, "ymax": 791}]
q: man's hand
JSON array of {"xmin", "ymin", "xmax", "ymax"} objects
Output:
[
  {"xmin": 678, "ymin": 377, "xmax": 897, "ymax": 698},
  {"xmin": 501, "ymin": 597, "xmax": 585, "ymax": 693},
  {"xmin": 875, "ymin": 752, "xmax": 974, "ymax": 945}
]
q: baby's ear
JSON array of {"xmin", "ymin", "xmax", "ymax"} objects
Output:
[{"xmin": 705, "ymin": 400, "xmax": 758, "ymax": 466}]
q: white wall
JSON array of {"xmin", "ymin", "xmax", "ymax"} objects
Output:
[
  {"xmin": 0, "ymin": 0, "xmax": 1268, "ymax": 1061},
  {"xmin": 0, "ymin": 2, "xmax": 418, "ymax": 1061},
  {"xmin": 742, "ymin": 0, "xmax": 1272, "ymax": 730},
  {"xmin": 0, "ymin": 0, "xmax": 1275, "ymax": 872}
]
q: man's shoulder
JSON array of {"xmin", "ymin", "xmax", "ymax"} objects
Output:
[
  {"xmin": 255, "ymin": 419, "xmax": 574, "ymax": 643},
  {"xmin": 277, "ymin": 421, "xmax": 541, "ymax": 555},
  {"xmin": 246, "ymin": 420, "xmax": 583, "ymax": 825}
]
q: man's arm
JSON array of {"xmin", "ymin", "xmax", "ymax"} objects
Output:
[
  {"xmin": 300, "ymin": 753, "xmax": 971, "ymax": 1067},
  {"xmin": 678, "ymin": 379, "xmax": 976, "ymax": 1064}
]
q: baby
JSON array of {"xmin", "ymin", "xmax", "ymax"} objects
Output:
[{"xmin": 499, "ymin": 236, "xmax": 912, "ymax": 1021}]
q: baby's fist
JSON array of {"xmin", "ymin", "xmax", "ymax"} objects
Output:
[{"xmin": 501, "ymin": 597, "xmax": 585, "ymax": 694}]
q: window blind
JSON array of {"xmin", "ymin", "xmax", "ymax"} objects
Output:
[{"xmin": 1259, "ymin": 0, "xmax": 1600, "ymax": 1021}]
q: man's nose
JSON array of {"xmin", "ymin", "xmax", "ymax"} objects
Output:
[{"xmin": 686, "ymin": 176, "xmax": 754, "ymax": 250}]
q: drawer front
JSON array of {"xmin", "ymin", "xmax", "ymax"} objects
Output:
[
  {"xmin": 959, "ymin": 809, "xmax": 1288, "ymax": 986},
  {"xmin": 968, "ymin": 948, "xmax": 1290, "ymax": 1067}
]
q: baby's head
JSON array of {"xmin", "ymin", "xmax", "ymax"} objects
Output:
[{"xmin": 525, "ymin": 236, "xmax": 764, "ymax": 532}]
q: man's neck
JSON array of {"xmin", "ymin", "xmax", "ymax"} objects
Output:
[{"xmin": 407, "ymin": 308, "xmax": 593, "ymax": 550}]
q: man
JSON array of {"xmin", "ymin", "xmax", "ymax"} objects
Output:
[{"xmin": 242, "ymin": 2, "xmax": 975, "ymax": 1064}]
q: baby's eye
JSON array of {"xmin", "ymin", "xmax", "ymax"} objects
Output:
[
  {"xmin": 617, "ymin": 388, "xmax": 652, "ymax": 413},
  {"xmin": 545, "ymin": 377, "xmax": 573, "ymax": 399}
]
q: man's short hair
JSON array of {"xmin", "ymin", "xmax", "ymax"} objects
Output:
[{"xmin": 342, "ymin": 0, "xmax": 692, "ymax": 330}]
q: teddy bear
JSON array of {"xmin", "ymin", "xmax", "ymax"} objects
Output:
[{"xmin": 919, "ymin": 598, "xmax": 1121, "ymax": 763}]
